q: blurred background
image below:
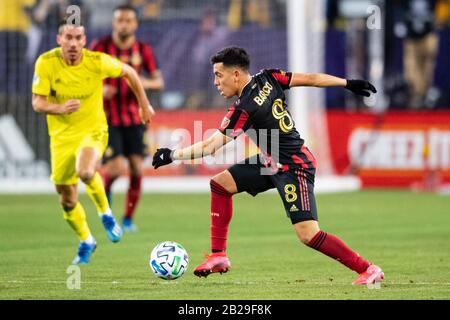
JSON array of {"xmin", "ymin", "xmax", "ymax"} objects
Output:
[{"xmin": 0, "ymin": 0, "xmax": 449, "ymax": 193}]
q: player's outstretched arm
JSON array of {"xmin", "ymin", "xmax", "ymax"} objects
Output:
[
  {"xmin": 32, "ymin": 94, "xmax": 80, "ymax": 115},
  {"xmin": 152, "ymin": 130, "xmax": 232, "ymax": 169},
  {"xmin": 290, "ymin": 73, "xmax": 377, "ymax": 97},
  {"xmin": 120, "ymin": 63, "xmax": 155, "ymax": 124}
]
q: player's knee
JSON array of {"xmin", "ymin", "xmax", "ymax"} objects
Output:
[
  {"xmin": 297, "ymin": 231, "xmax": 314, "ymax": 245},
  {"xmin": 211, "ymin": 171, "xmax": 237, "ymax": 194},
  {"xmin": 294, "ymin": 221, "xmax": 320, "ymax": 245},
  {"xmin": 78, "ymin": 169, "xmax": 95, "ymax": 183},
  {"xmin": 60, "ymin": 198, "xmax": 77, "ymax": 211}
]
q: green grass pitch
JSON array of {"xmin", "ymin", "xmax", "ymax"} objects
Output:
[{"xmin": 0, "ymin": 190, "xmax": 449, "ymax": 300}]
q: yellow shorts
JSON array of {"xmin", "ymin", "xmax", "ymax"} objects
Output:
[{"xmin": 50, "ymin": 128, "xmax": 108, "ymax": 185}]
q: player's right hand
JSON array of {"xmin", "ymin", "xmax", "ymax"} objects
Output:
[
  {"xmin": 152, "ymin": 148, "xmax": 174, "ymax": 169},
  {"xmin": 345, "ymin": 80, "xmax": 377, "ymax": 97},
  {"xmin": 61, "ymin": 99, "xmax": 81, "ymax": 114}
]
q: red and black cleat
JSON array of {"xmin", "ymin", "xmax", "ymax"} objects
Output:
[{"xmin": 193, "ymin": 252, "xmax": 231, "ymax": 278}]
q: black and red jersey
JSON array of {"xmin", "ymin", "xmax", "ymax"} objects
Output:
[
  {"xmin": 90, "ymin": 36, "xmax": 157, "ymax": 127},
  {"xmin": 219, "ymin": 69, "xmax": 317, "ymax": 170}
]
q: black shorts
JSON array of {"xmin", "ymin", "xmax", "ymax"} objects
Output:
[
  {"xmin": 228, "ymin": 156, "xmax": 318, "ymax": 224},
  {"xmin": 103, "ymin": 125, "xmax": 148, "ymax": 161}
]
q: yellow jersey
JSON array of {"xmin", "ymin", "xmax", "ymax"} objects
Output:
[{"xmin": 32, "ymin": 48, "xmax": 123, "ymax": 140}]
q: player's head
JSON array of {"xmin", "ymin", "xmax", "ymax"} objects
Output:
[
  {"xmin": 57, "ymin": 18, "xmax": 86, "ymax": 65},
  {"xmin": 113, "ymin": 5, "xmax": 139, "ymax": 41},
  {"xmin": 211, "ymin": 47, "xmax": 250, "ymax": 98}
]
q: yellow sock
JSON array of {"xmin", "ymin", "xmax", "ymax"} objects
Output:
[
  {"xmin": 63, "ymin": 202, "xmax": 91, "ymax": 241},
  {"xmin": 85, "ymin": 172, "xmax": 110, "ymax": 214}
]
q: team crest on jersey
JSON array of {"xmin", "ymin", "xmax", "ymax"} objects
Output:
[
  {"xmin": 220, "ymin": 117, "xmax": 230, "ymax": 130},
  {"xmin": 33, "ymin": 74, "xmax": 40, "ymax": 85}
]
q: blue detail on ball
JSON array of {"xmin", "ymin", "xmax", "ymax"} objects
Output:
[{"xmin": 151, "ymin": 259, "xmax": 168, "ymax": 275}]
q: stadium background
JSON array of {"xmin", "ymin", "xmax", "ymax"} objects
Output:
[
  {"xmin": 1, "ymin": 0, "xmax": 450, "ymax": 193},
  {"xmin": 1, "ymin": 0, "xmax": 450, "ymax": 301},
  {"xmin": 0, "ymin": 0, "xmax": 449, "ymax": 193}
]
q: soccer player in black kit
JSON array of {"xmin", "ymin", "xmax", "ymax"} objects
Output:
[{"xmin": 152, "ymin": 47, "xmax": 384, "ymax": 286}]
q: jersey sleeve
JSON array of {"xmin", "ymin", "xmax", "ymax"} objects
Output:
[
  {"xmin": 218, "ymin": 105, "xmax": 252, "ymax": 139},
  {"xmin": 142, "ymin": 43, "xmax": 157, "ymax": 74},
  {"xmin": 32, "ymin": 55, "xmax": 51, "ymax": 96},
  {"xmin": 100, "ymin": 53, "xmax": 123, "ymax": 79},
  {"xmin": 266, "ymin": 69, "xmax": 293, "ymax": 90}
]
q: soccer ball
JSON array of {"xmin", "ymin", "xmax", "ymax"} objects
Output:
[{"xmin": 149, "ymin": 241, "xmax": 189, "ymax": 280}]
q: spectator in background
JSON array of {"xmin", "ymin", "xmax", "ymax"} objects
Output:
[
  {"xmin": 396, "ymin": 0, "xmax": 439, "ymax": 109},
  {"xmin": 0, "ymin": 0, "xmax": 35, "ymax": 95},
  {"xmin": 130, "ymin": 0, "xmax": 163, "ymax": 20},
  {"xmin": 85, "ymin": 0, "xmax": 126, "ymax": 30},
  {"xmin": 436, "ymin": 0, "xmax": 450, "ymax": 26},
  {"xmin": 228, "ymin": 0, "xmax": 271, "ymax": 30}
]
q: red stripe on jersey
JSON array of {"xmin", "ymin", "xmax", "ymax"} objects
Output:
[
  {"xmin": 297, "ymin": 173, "xmax": 305, "ymax": 210},
  {"xmin": 129, "ymin": 42, "xmax": 142, "ymax": 125},
  {"xmin": 271, "ymin": 72, "xmax": 290, "ymax": 87},
  {"xmin": 142, "ymin": 43, "xmax": 156, "ymax": 73},
  {"xmin": 129, "ymin": 101, "xmax": 140, "ymax": 125},
  {"xmin": 292, "ymin": 155, "xmax": 309, "ymax": 169},
  {"xmin": 219, "ymin": 107, "xmax": 235, "ymax": 132},
  {"xmin": 301, "ymin": 172, "xmax": 310, "ymax": 211},
  {"xmin": 297, "ymin": 170, "xmax": 310, "ymax": 211},
  {"xmin": 107, "ymin": 40, "xmax": 121, "ymax": 126},
  {"xmin": 119, "ymin": 49, "xmax": 132, "ymax": 126},
  {"xmin": 231, "ymin": 110, "xmax": 249, "ymax": 138},
  {"xmin": 301, "ymin": 145, "xmax": 317, "ymax": 168}
]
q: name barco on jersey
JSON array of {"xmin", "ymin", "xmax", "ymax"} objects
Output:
[{"xmin": 253, "ymin": 82, "xmax": 274, "ymax": 106}]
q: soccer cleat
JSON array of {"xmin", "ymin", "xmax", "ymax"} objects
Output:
[
  {"xmin": 193, "ymin": 252, "xmax": 231, "ymax": 278},
  {"xmin": 353, "ymin": 264, "xmax": 384, "ymax": 288},
  {"xmin": 71, "ymin": 240, "xmax": 97, "ymax": 265},
  {"xmin": 122, "ymin": 217, "xmax": 138, "ymax": 233},
  {"xmin": 101, "ymin": 214, "xmax": 122, "ymax": 243}
]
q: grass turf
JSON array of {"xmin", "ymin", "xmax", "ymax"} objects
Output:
[{"xmin": 0, "ymin": 190, "xmax": 449, "ymax": 300}]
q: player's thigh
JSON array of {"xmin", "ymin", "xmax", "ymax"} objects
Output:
[
  {"xmin": 271, "ymin": 168, "xmax": 318, "ymax": 225},
  {"xmin": 50, "ymin": 140, "xmax": 79, "ymax": 185},
  {"xmin": 227, "ymin": 155, "xmax": 275, "ymax": 196},
  {"xmin": 122, "ymin": 125, "xmax": 148, "ymax": 158},
  {"xmin": 76, "ymin": 128, "xmax": 108, "ymax": 179},
  {"xmin": 55, "ymin": 184, "xmax": 78, "ymax": 209},
  {"xmin": 76, "ymin": 147, "xmax": 101, "ymax": 180},
  {"xmin": 211, "ymin": 170, "xmax": 238, "ymax": 194}
]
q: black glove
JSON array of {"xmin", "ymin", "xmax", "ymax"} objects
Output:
[
  {"xmin": 152, "ymin": 148, "xmax": 174, "ymax": 169},
  {"xmin": 345, "ymin": 79, "xmax": 377, "ymax": 97}
]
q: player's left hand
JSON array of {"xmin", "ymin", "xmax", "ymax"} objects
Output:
[
  {"xmin": 345, "ymin": 80, "xmax": 377, "ymax": 97},
  {"xmin": 139, "ymin": 104, "xmax": 155, "ymax": 125},
  {"xmin": 152, "ymin": 148, "xmax": 174, "ymax": 169}
]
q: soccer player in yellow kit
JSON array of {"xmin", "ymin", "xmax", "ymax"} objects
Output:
[{"xmin": 32, "ymin": 20, "xmax": 155, "ymax": 265}]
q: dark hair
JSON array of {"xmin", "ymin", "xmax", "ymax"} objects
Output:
[
  {"xmin": 114, "ymin": 4, "xmax": 139, "ymax": 17},
  {"xmin": 211, "ymin": 47, "xmax": 250, "ymax": 71},
  {"xmin": 58, "ymin": 17, "xmax": 85, "ymax": 34}
]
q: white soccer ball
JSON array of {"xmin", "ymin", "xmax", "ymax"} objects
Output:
[{"xmin": 149, "ymin": 241, "xmax": 189, "ymax": 280}]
